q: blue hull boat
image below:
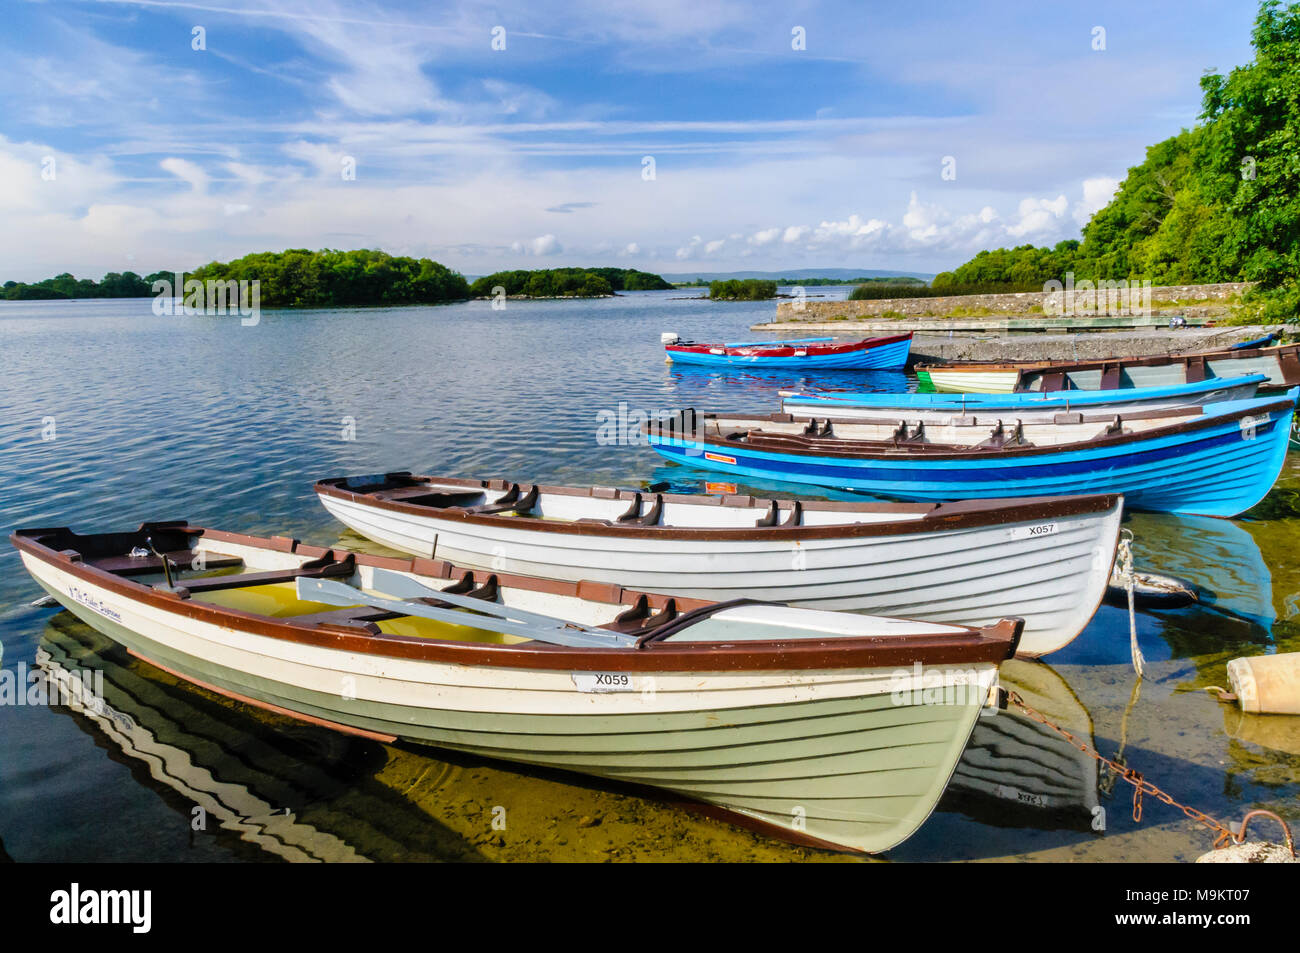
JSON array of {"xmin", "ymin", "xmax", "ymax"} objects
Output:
[
  {"xmin": 665, "ymin": 333, "xmax": 912, "ymax": 369},
  {"xmin": 781, "ymin": 375, "xmax": 1268, "ymax": 417},
  {"xmin": 644, "ymin": 389, "xmax": 1298, "ymax": 518}
]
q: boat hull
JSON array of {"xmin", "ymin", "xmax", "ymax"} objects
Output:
[
  {"xmin": 647, "ymin": 393, "xmax": 1296, "ymax": 519},
  {"xmin": 784, "ymin": 377, "xmax": 1264, "ymax": 421},
  {"xmin": 18, "ymin": 548, "xmax": 997, "ymax": 854},
  {"xmin": 920, "ymin": 343, "xmax": 1300, "ymax": 394},
  {"xmin": 319, "ymin": 492, "xmax": 1121, "ymax": 658}
]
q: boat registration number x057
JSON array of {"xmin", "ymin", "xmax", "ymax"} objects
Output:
[{"xmin": 1009, "ymin": 522, "xmax": 1058, "ymax": 541}]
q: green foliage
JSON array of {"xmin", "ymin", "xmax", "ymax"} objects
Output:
[
  {"xmin": 940, "ymin": 1, "xmax": 1300, "ymax": 321},
  {"xmin": 708, "ymin": 279, "xmax": 777, "ymax": 300},
  {"xmin": 468, "ymin": 267, "xmax": 668, "ymax": 297},
  {"xmin": 2, "ymin": 271, "xmax": 154, "ymax": 300},
  {"xmin": 935, "ymin": 242, "xmax": 1080, "ymax": 288},
  {"xmin": 848, "ymin": 281, "xmax": 1040, "ymax": 300},
  {"xmin": 189, "ymin": 249, "xmax": 468, "ymax": 307}
]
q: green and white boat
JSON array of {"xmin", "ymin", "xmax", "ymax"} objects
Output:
[{"xmin": 13, "ymin": 521, "xmax": 1021, "ymax": 854}]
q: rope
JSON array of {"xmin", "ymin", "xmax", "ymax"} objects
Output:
[{"xmin": 1115, "ymin": 529, "xmax": 1146, "ymax": 678}]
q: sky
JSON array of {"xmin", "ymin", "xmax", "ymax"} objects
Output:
[{"xmin": 0, "ymin": 0, "xmax": 1264, "ymax": 281}]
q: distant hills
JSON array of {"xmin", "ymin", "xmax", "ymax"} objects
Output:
[{"xmin": 657, "ymin": 268, "xmax": 934, "ymax": 283}]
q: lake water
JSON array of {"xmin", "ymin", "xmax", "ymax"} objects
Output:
[{"xmin": 1, "ymin": 290, "xmax": 1297, "ymax": 862}]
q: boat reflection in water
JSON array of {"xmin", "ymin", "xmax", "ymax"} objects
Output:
[
  {"xmin": 1122, "ymin": 512, "xmax": 1276, "ymax": 639},
  {"xmin": 942, "ymin": 660, "xmax": 1100, "ymax": 832},
  {"xmin": 36, "ymin": 616, "xmax": 482, "ymax": 862}
]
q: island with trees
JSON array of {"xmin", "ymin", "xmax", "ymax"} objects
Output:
[
  {"xmin": 708, "ymin": 279, "xmax": 778, "ymax": 300},
  {"xmin": 468, "ymin": 267, "xmax": 672, "ymax": 298},
  {"xmin": 4, "ymin": 249, "xmax": 471, "ymax": 307}
]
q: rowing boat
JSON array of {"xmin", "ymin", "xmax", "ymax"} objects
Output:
[
  {"xmin": 664, "ymin": 333, "xmax": 912, "ymax": 369},
  {"xmin": 780, "ymin": 374, "xmax": 1266, "ymax": 423},
  {"xmin": 915, "ymin": 341, "xmax": 1300, "ymax": 394},
  {"xmin": 12, "ymin": 521, "xmax": 1020, "ymax": 854},
  {"xmin": 316, "ymin": 474, "xmax": 1122, "ymax": 658},
  {"xmin": 643, "ymin": 389, "xmax": 1298, "ymax": 518}
]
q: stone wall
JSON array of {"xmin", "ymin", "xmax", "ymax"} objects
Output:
[{"xmin": 774, "ymin": 281, "xmax": 1251, "ymax": 321}]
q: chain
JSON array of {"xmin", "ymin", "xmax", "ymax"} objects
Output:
[{"xmin": 1005, "ymin": 690, "xmax": 1239, "ymax": 845}]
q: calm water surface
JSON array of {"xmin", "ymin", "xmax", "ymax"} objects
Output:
[{"xmin": 1, "ymin": 291, "xmax": 1297, "ymax": 862}]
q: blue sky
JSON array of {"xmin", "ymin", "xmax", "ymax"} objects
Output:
[{"xmin": 0, "ymin": 0, "xmax": 1262, "ymax": 280}]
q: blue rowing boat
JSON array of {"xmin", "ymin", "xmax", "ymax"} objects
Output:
[
  {"xmin": 664, "ymin": 333, "xmax": 912, "ymax": 369},
  {"xmin": 781, "ymin": 374, "xmax": 1268, "ymax": 419},
  {"xmin": 644, "ymin": 389, "xmax": 1298, "ymax": 518}
]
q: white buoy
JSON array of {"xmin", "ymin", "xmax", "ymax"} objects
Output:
[{"xmin": 1226, "ymin": 652, "xmax": 1300, "ymax": 715}]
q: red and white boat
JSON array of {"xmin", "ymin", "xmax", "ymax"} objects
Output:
[{"xmin": 663, "ymin": 333, "xmax": 912, "ymax": 369}]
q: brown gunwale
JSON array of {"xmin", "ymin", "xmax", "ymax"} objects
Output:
[
  {"xmin": 10, "ymin": 525, "xmax": 1019, "ymax": 672},
  {"xmin": 666, "ymin": 395, "xmax": 1295, "ymax": 461},
  {"xmin": 915, "ymin": 341, "xmax": 1300, "ymax": 375},
  {"xmin": 314, "ymin": 475, "xmax": 1121, "ymax": 540}
]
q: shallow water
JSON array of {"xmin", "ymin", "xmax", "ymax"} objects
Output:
[{"xmin": 1, "ymin": 291, "xmax": 1297, "ymax": 862}]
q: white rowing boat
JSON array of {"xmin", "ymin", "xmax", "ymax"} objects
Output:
[{"xmin": 315, "ymin": 474, "xmax": 1123, "ymax": 658}]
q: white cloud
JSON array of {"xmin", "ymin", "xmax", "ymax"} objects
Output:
[
  {"xmin": 510, "ymin": 233, "xmax": 562, "ymax": 256},
  {"xmin": 1074, "ymin": 176, "xmax": 1121, "ymax": 226},
  {"xmin": 160, "ymin": 157, "xmax": 210, "ymax": 194}
]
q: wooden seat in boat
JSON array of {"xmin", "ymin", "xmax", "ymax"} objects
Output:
[
  {"xmin": 88, "ymin": 550, "xmax": 244, "ymax": 577},
  {"xmin": 373, "ymin": 487, "xmax": 485, "ymax": 507},
  {"xmin": 175, "ymin": 553, "xmax": 357, "ymax": 595}
]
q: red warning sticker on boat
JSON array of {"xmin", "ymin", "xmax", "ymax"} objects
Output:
[{"xmin": 704, "ymin": 452, "xmax": 737, "ymax": 465}]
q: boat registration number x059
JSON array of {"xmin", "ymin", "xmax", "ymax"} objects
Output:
[
  {"xmin": 1009, "ymin": 522, "xmax": 1058, "ymax": 541},
  {"xmin": 571, "ymin": 673, "xmax": 650, "ymax": 694}
]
